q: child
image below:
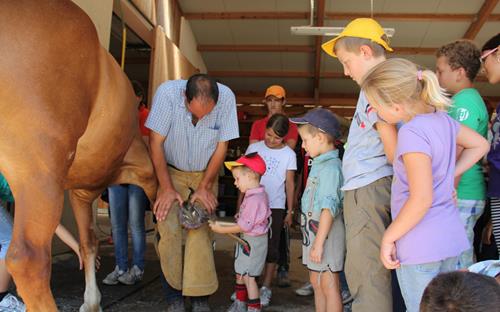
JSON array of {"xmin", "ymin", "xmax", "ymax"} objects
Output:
[
  {"xmin": 320, "ymin": 17, "xmax": 398, "ymax": 311},
  {"xmin": 209, "ymin": 152, "xmax": 271, "ymax": 312},
  {"xmin": 420, "ymin": 271, "xmax": 500, "ymax": 312},
  {"xmin": 245, "ymin": 113, "xmax": 296, "ymax": 306},
  {"xmin": 436, "ymin": 40, "xmax": 489, "ymax": 267},
  {"xmin": 290, "ymin": 108, "xmax": 345, "ymax": 312},
  {"xmin": 361, "ymin": 58, "xmax": 490, "ymax": 312}
]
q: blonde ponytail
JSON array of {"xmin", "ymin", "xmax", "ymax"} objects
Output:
[
  {"xmin": 419, "ymin": 69, "xmax": 451, "ymax": 111},
  {"xmin": 361, "ymin": 58, "xmax": 451, "ymax": 114}
]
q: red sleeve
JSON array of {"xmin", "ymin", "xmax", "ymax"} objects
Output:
[
  {"xmin": 138, "ymin": 108, "xmax": 150, "ymax": 136},
  {"xmin": 249, "ymin": 119, "xmax": 265, "ymax": 141},
  {"xmin": 285, "ymin": 121, "xmax": 299, "ymax": 142}
]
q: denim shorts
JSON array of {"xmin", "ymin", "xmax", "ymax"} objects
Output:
[
  {"xmin": 0, "ymin": 205, "xmax": 13, "ymax": 259},
  {"xmin": 396, "ymin": 256, "xmax": 458, "ymax": 312}
]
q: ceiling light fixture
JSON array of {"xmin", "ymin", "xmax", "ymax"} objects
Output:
[{"xmin": 291, "ymin": 0, "xmax": 395, "ymax": 37}]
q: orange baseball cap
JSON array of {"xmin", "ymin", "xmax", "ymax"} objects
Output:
[
  {"xmin": 265, "ymin": 85, "xmax": 286, "ymax": 99},
  {"xmin": 225, "ymin": 152, "xmax": 266, "ymax": 176}
]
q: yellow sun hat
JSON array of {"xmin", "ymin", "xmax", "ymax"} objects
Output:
[{"xmin": 321, "ymin": 18, "xmax": 393, "ymax": 58}]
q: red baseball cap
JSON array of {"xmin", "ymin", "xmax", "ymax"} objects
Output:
[{"xmin": 224, "ymin": 152, "xmax": 266, "ymax": 176}]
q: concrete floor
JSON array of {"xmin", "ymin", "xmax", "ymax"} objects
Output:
[{"xmin": 49, "ymin": 215, "xmax": 320, "ymax": 311}]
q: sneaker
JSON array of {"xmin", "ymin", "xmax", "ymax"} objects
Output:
[
  {"xmin": 118, "ymin": 265, "xmax": 144, "ymax": 285},
  {"xmin": 295, "ymin": 282, "xmax": 314, "ymax": 296},
  {"xmin": 277, "ymin": 268, "xmax": 291, "ymax": 288},
  {"xmin": 226, "ymin": 299, "xmax": 246, "ymax": 312},
  {"xmin": 247, "ymin": 307, "xmax": 261, "ymax": 312},
  {"xmin": 166, "ymin": 299, "xmax": 185, "ymax": 312},
  {"xmin": 191, "ymin": 297, "xmax": 211, "ymax": 312},
  {"xmin": 259, "ymin": 286, "xmax": 272, "ymax": 307},
  {"xmin": 102, "ymin": 265, "xmax": 125, "ymax": 285},
  {"xmin": 230, "ymin": 291, "xmax": 236, "ymax": 301},
  {"xmin": 0, "ymin": 293, "xmax": 26, "ymax": 312}
]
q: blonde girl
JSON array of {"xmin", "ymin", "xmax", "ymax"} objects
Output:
[{"xmin": 361, "ymin": 58, "xmax": 490, "ymax": 312}]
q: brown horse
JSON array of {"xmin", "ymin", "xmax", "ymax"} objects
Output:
[{"xmin": 0, "ymin": 1, "xmax": 157, "ymax": 311}]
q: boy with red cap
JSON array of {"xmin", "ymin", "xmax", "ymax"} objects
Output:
[{"xmin": 210, "ymin": 153, "xmax": 271, "ymax": 312}]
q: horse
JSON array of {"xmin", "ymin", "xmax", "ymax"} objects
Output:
[{"xmin": 0, "ymin": 1, "xmax": 157, "ymax": 311}]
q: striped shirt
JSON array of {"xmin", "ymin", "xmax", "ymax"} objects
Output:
[{"xmin": 146, "ymin": 80, "xmax": 239, "ymax": 172}]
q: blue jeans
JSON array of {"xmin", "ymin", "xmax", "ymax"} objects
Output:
[
  {"xmin": 0, "ymin": 205, "xmax": 13, "ymax": 259},
  {"xmin": 108, "ymin": 184, "xmax": 148, "ymax": 271},
  {"xmin": 456, "ymin": 199, "xmax": 485, "ymax": 268},
  {"xmin": 396, "ymin": 256, "xmax": 458, "ymax": 312}
]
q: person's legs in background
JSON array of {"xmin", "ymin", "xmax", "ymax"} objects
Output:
[
  {"xmin": 0, "ymin": 205, "xmax": 25, "ymax": 311},
  {"xmin": 457, "ymin": 199, "xmax": 486, "ymax": 268},
  {"xmin": 103, "ymin": 185, "xmax": 129, "ymax": 285},
  {"xmin": 118, "ymin": 184, "xmax": 148, "ymax": 285},
  {"xmin": 490, "ymin": 197, "xmax": 500, "ymax": 258},
  {"xmin": 276, "ymin": 224, "xmax": 290, "ymax": 287}
]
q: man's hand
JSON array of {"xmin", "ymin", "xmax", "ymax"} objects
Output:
[
  {"xmin": 191, "ymin": 186, "xmax": 218, "ymax": 213},
  {"xmin": 153, "ymin": 187, "xmax": 183, "ymax": 222},
  {"xmin": 284, "ymin": 212, "xmax": 293, "ymax": 227}
]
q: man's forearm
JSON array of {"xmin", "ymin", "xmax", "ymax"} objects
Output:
[
  {"xmin": 149, "ymin": 135, "xmax": 174, "ymax": 191},
  {"xmin": 200, "ymin": 141, "xmax": 228, "ymax": 189}
]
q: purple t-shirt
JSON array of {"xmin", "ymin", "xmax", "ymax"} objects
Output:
[
  {"xmin": 237, "ymin": 186, "xmax": 272, "ymax": 236},
  {"xmin": 488, "ymin": 105, "xmax": 500, "ymax": 197},
  {"xmin": 392, "ymin": 112, "xmax": 468, "ymax": 265}
]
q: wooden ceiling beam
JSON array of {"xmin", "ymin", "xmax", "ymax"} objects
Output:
[
  {"xmin": 184, "ymin": 12, "xmax": 308, "ymax": 20},
  {"xmin": 463, "ymin": 0, "xmax": 500, "ymax": 40},
  {"xmin": 313, "ymin": 0, "xmax": 326, "ymax": 101},
  {"xmin": 198, "ymin": 44, "xmax": 438, "ymax": 55},
  {"xmin": 198, "ymin": 44, "xmax": 315, "ymax": 53},
  {"xmin": 184, "ymin": 11, "xmax": 500, "ymax": 22},
  {"xmin": 211, "ymin": 71, "xmax": 491, "ymax": 82}
]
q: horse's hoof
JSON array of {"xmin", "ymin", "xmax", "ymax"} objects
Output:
[{"xmin": 79, "ymin": 303, "xmax": 102, "ymax": 312}]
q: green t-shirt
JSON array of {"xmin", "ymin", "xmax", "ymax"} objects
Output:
[
  {"xmin": 0, "ymin": 173, "xmax": 13, "ymax": 203},
  {"xmin": 448, "ymin": 88, "xmax": 488, "ymax": 200}
]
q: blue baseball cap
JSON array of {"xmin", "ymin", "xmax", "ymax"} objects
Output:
[{"xmin": 290, "ymin": 108, "xmax": 341, "ymax": 138}]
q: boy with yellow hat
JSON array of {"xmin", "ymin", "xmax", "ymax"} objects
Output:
[{"xmin": 321, "ymin": 18, "xmax": 397, "ymax": 312}]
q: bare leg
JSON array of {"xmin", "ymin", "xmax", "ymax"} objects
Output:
[
  {"xmin": 262, "ymin": 263, "xmax": 276, "ymax": 288},
  {"xmin": 321, "ymin": 272, "xmax": 342, "ymax": 312},
  {"xmin": 310, "ymin": 271, "xmax": 326, "ymax": 312},
  {"xmin": 70, "ymin": 189, "xmax": 102, "ymax": 312},
  {"xmin": 244, "ymin": 276, "xmax": 259, "ymax": 300}
]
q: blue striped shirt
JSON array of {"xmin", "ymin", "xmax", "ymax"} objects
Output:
[{"xmin": 146, "ymin": 80, "xmax": 239, "ymax": 172}]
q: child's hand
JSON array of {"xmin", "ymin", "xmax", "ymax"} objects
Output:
[
  {"xmin": 208, "ymin": 221, "xmax": 223, "ymax": 233},
  {"xmin": 309, "ymin": 243, "xmax": 323, "ymax": 263},
  {"xmin": 380, "ymin": 239, "xmax": 400, "ymax": 269},
  {"xmin": 284, "ymin": 212, "xmax": 293, "ymax": 228}
]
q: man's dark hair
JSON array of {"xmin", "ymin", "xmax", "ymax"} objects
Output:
[
  {"xmin": 436, "ymin": 40, "xmax": 481, "ymax": 81},
  {"xmin": 482, "ymin": 33, "xmax": 500, "ymax": 52},
  {"xmin": 185, "ymin": 74, "xmax": 219, "ymax": 104},
  {"xmin": 420, "ymin": 271, "xmax": 500, "ymax": 312},
  {"xmin": 266, "ymin": 113, "xmax": 289, "ymax": 138}
]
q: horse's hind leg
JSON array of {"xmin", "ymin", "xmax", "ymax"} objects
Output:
[
  {"xmin": 68, "ymin": 189, "xmax": 103, "ymax": 312},
  {"xmin": 6, "ymin": 176, "xmax": 64, "ymax": 312}
]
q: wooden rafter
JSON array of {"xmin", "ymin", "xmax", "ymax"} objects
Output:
[
  {"xmin": 210, "ymin": 70, "xmax": 491, "ymax": 82},
  {"xmin": 197, "ymin": 44, "xmax": 438, "ymax": 55},
  {"xmin": 463, "ymin": 0, "xmax": 500, "ymax": 39},
  {"xmin": 313, "ymin": 0, "xmax": 326, "ymax": 102},
  {"xmin": 184, "ymin": 11, "xmax": 500, "ymax": 21}
]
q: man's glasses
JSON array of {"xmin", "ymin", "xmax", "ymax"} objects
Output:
[{"xmin": 480, "ymin": 47, "xmax": 498, "ymax": 64}]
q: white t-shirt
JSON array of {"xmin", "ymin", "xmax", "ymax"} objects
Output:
[{"xmin": 246, "ymin": 141, "xmax": 297, "ymax": 209}]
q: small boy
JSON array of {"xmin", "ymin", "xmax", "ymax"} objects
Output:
[
  {"xmin": 420, "ymin": 271, "xmax": 500, "ymax": 312},
  {"xmin": 435, "ymin": 40, "xmax": 489, "ymax": 268},
  {"xmin": 209, "ymin": 152, "xmax": 271, "ymax": 312},
  {"xmin": 291, "ymin": 108, "xmax": 345, "ymax": 312},
  {"xmin": 321, "ymin": 18, "xmax": 397, "ymax": 311}
]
